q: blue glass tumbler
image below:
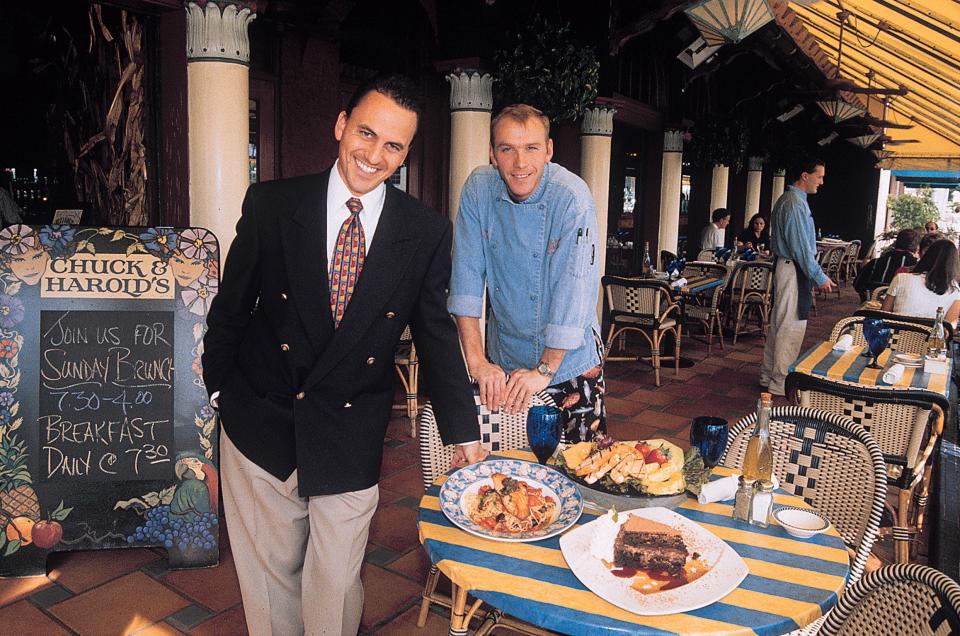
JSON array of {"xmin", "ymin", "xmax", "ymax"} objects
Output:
[
  {"xmin": 526, "ymin": 405, "xmax": 564, "ymax": 465},
  {"xmin": 690, "ymin": 416, "xmax": 729, "ymax": 468},
  {"xmin": 860, "ymin": 319, "xmax": 882, "ymax": 357},
  {"xmin": 866, "ymin": 327, "xmax": 893, "ymax": 369}
]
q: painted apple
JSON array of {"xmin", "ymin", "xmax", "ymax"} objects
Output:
[{"xmin": 31, "ymin": 520, "xmax": 63, "ymax": 549}]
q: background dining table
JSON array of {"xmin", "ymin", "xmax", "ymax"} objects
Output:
[{"xmin": 418, "ymin": 450, "xmax": 850, "ymax": 636}]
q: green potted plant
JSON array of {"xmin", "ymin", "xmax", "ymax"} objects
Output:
[{"xmin": 686, "ymin": 117, "xmax": 750, "ymax": 172}]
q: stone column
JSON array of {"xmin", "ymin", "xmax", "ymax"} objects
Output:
[
  {"xmin": 580, "ymin": 106, "xmax": 615, "ymax": 317},
  {"xmin": 185, "ymin": 1, "xmax": 256, "ymax": 257},
  {"xmin": 446, "ymin": 71, "xmax": 493, "ymax": 221},
  {"xmin": 744, "ymin": 156, "xmax": 763, "ymax": 227},
  {"xmin": 770, "ymin": 168, "xmax": 786, "ymax": 210},
  {"xmin": 657, "ymin": 130, "xmax": 684, "ymax": 256},
  {"xmin": 709, "ymin": 164, "xmax": 729, "ymax": 213}
]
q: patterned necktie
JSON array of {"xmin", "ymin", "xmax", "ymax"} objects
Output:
[{"xmin": 329, "ymin": 197, "xmax": 366, "ymax": 327}]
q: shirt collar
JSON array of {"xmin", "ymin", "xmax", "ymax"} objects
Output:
[
  {"xmin": 496, "ymin": 162, "xmax": 554, "ymax": 204},
  {"xmin": 787, "ymin": 185, "xmax": 808, "ymax": 201},
  {"xmin": 328, "ymin": 160, "xmax": 386, "ymax": 214}
]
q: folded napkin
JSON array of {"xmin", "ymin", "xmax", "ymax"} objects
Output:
[
  {"xmin": 882, "ymin": 363, "xmax": 905, "ymax": 385},
  {"xmin": 832, "ymin": 334, "xmax": 855, "ymax": 351},
  {"xmin": 699, "ymin": 473, "xmax": 780, "ymax": 504},
  {"xmin": 670, "ymin": 277, "xmax": 688, "ymax": 289}
]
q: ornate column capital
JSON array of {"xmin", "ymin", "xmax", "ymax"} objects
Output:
[
  {"xmin": 580, "ymin": 107, "xmax": 615, "ymax": 137},
  {"xmin": 446, "ymin": 72, "xmax": 493, "ymax": 112},
  {"xmin": 663, "ymin": 130, "xmax": 684, "ymax": 153},
  {"xmin": 186, "ymin": 1, "xmax": 257, "ymax": 65},
  {"xmin": 747, "ymin": 156, "xmax": 764, "ymax": 172},
  {"xmin": 774, "ymin": 168, "xmax": 786, "ymax": 177}
]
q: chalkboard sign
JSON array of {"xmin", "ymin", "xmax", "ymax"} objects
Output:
[{"xmin": 0, "ymin": 224, "xmax": 219, "ymax": 577}]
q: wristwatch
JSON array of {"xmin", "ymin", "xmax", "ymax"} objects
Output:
[{"xmin": 535, "ymin": 361, "xmax": 555, "ymax": 378}]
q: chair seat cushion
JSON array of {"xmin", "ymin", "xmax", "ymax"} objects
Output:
[{"xmin": 614, "ymin": 315, "xmax": 675, "ymax": 329}]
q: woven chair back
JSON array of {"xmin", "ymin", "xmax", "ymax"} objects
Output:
[
  {"xmin": 417, "ymin": 388, "xmax": 553, "ymax": 490},
  {"xmin": 721, "ymin": 406, "xmax": 886, "ymax": 582},
  {"xmin": 730, "ymin": 261, "xmax": 773, "ymax": 304},
  {"xmin": 696, "ymin": 249, "xmax": 717, "ymax": 261},
  {"xmin": 850, "ymin": 309, "xmax": 956, "ymax": 342},
  {"xmin": 820, "ymin": 245, "xmax": 846, "ymax": 269},
  {"xmin": 829, "ymin": 316, "xmax": 933, "ymax": 356},
  {"xmin": 844, "ymin": 240, "xmax": 861, "ymax": 260},
  {"xmin": 603, "ymin": 277, "xmax": 670, "ymax": 323},
  {"xmin": 820, "ymin": 563, "xmax": 960, "ymax": 635}
]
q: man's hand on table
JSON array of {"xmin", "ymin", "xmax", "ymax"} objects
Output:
[
  {"xmin": 469, "ymin": 359, "xmax": 507, "ymax": 409},
  {"xmin": 451, "ymin": 441, "xmax": 488, "ymax": 468},
  {"xmin": 503, "ymin": 368, "xmax": 552, "ymax": 414}
]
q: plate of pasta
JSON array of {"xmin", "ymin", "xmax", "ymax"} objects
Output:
[{"xmin": 439, "ymin": 459, "xmax": 583, "ymax": 542}]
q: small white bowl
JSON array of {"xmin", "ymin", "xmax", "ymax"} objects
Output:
[{"xmin": 773, "ymin": 507, "xmax": 831, "ymax": 539}]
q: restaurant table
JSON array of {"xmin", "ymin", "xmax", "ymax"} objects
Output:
[
  {"xmin": 418, "ymin": 450, "xmax": 850, "ymax": 636},
  {"xmin": 671, "ymin": 272, "xmax": 726, "ymax": 367}
]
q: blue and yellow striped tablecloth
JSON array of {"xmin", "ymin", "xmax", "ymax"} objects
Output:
[
  {"xmin": 678, "ymin": 274, "xmax": 724, "ymax": 297},
  {"xmin": 789, "ymin": 341, "xmax": 951, "ymax": 398},
  {"xmin": 418, "ymin": 451, "xmax": 849, "ymax": 636}
]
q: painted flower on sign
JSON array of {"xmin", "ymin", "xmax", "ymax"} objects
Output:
[
  {"xmin": 140, "ymin": 228, "xmax": 178, "ymax": 259},
  {"xmin": 181, "ymin": 278, "xmax": 216, "ymax": 316},
  {"xmin": 178, "ymin": 229, "xmax": 217, "ymax": 262},
  {"xmin": 0, "ymin": 339, "xmax": 18, "ymax": 359},
  {"xmin": 0, "ymin": 392, "xmax": 13, "ymax": 408},
  {"xmin": 39, "ymin": 225, "xmax": 77, "ymax": 258},
  {"xmin": 0, "ymin": 294, "xmax": 24, "ymax": 329},
  {"xmin": 0, "ymin": 225, "xmax": 39, "ymax": 260}
]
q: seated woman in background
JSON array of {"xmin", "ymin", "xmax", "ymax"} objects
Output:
[
  {"xmin": 882, "ymin": 239, "xmax": 960, "ymax": 325},
  {"xmin": 854, "ymin": 228, "xmax": 919, "ymax": 301},
  {"xmin": 894, "ymin": 231, "xmax": 943, "ymax": 275},
  {"xmin": 736, "ymin": 214, "xmax": 769, "ymax": 250}
]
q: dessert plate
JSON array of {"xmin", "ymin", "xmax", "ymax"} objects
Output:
[
  {"xmin": 438, "ymin": 459, "xmax": 583, "ymax": 543},
  {"xmin": 559, "ymin": 507, "xmax": 748, "ymax": 615}
]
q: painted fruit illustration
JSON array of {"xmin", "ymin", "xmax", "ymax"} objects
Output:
[
  {"xmin": 5, "ymin": 516, "xmax": 35, "ymax": 545},
  {"xmin": 32, "ymin": 520, "xmax": 63, "ymax": 549},
  {"xmin": 0, "ymin": 435, "xmax": 41, "ymax": 520}
]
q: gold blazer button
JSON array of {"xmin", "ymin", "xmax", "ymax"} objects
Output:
[
  {"xmin": 366, "ymin": 357, "xmax": 376, "ymax": 365},
  {"xmin": 280, "ymin": 292, "xmax": 288, "ymax": 300},
  {"xmin": 295, "ymin": 391, "xmax": 306, "ymax": 400},
  {"xmin": 385, "ymin": 311, "xmax": 396, "ymax": 319},
  {"xmin": 280, "ymin": 343, "xmax": 290, "ymax": 352}
]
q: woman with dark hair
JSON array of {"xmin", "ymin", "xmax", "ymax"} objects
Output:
[
  {"xmin": 854, "ymin": 228, "xmax": 920, "ymax": 301},
  {"xmin": 736, "ymin": 214, "xmax": 770, "ymax": 250},
  {"xmin": 882, "ymin": 239, "xmax": 960, "ymax": 325}
]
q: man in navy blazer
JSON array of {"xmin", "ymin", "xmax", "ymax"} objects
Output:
[{"xmin": 203, "ymin": 75, "xmax": 483, "ymax": 635}]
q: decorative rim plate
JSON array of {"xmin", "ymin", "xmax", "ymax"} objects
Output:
[
  {"xmin": 892, "ymin": 352, "xmax": 922, "ymax": 367},
  {"xmin": 773, "ymin": 506, "xmax": 831, "ymax": 534},
  {"xmin": 559, "ymin": 507, "xmax": 748, "ymax": 616},
  {"xmin": 439, "ymin": 459, "xmax": 583, "ymax": 543}
]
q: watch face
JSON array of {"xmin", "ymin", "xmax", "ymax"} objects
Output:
[{"xmin": 537, "ymin": 362, "xmax": 552, "ymax": 376}]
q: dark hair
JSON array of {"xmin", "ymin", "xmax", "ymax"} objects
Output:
[
  {"xmin": 926, "ymin": 221, "xmax": 939, "ymax": 231},
  {"xmin": 748, "ymin": 213, "xmax": 766, "ymax": 228},
  {"xmin": 920, "ymin": 231, "xmax": 944, "ymax": 255},
  {"xmin": 789, "ymin": 156, "xmax": 824, "ymax": 182},
  {"xmin": 893, "ymin": 228, "xmax": 920, "ymax": 253},
  {"xmin": 712, "ymin": 208, "xmax": 730, "ymax": 223},
  {"xmin": 346, "ymin": 74, "xmax": 423, "ymax": 126},
  {"xmin": 912, "ymin": 239, "xmax": 960, "ymax": 295}
]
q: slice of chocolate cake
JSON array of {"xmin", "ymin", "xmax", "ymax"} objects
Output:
[{"xmin": 613, "ymin": 516, "xmax": 688, "ymax": 574}]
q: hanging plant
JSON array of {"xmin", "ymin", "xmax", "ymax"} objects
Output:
[
  {"xmin": 494, "ymin": 15, "xmax": 599, "ymax": 123},
  {"xmin": 685, "ymin": 117, "xmax": 750, "ymax": 173}
]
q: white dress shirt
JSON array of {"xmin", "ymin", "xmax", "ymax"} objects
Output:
[
  {"xmin": 700, "ymin": 222, "xmax": 726, "ymax": 250},
  {"xmin": 326, "ymin": 161, "xmax": 386, "ymax": 265}
]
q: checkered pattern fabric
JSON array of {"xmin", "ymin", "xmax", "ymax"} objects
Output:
[{"xmin": 329, "ymin": 197, "xmax": 365, "ymax": 326}]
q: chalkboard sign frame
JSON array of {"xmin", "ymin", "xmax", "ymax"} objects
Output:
[{"xmin": 0, "ymin": 224, "xmax": 220, "ymax": 577}]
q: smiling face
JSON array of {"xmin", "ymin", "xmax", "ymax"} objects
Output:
[
  {"xmin": 334, "ymin": 91, "xmax": 417, "ymax": 197},
  {"xmin": 8, "ymin": 246, "xmax": 50, "ymax": 285},
  {"xmin": 798, "ymin": 164, "xmax": 826, "ymax": 194},
  {"xmin": 490, "ymin": 117, "xmax": 554, "ymax": 202},
  {"xmin": 169, "ymin": 251, "xmax": 206, "ymax": 287},
  {"xmin": 752, "ymin": 216, "xmax": 766, "ymax": 232}
]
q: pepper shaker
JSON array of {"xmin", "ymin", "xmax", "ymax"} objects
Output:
[{"xmin": 733, "ymin": 476, "xmax": 753, "ymax": 523}]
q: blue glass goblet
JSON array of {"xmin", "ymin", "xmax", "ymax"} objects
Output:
[
  {"xmin": 866, "ymin": 327, "xmax": 893, "ymax": 369},
  {"xmin": 861, "ymin": 318, "xmax": 882, "ymax": 357},
  {"xmin": 526, "ymin": 405, "xmax": 564, "ymax": 465},
  {"xmin": 690, "ymin": 416, "xmax": 729, "ymax": 468}
]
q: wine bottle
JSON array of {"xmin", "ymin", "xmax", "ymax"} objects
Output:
[
  {"xmin": 742, "ymin": 393, "xmax": 774, "ymax": 483},
  {"xmin": 641, "ymin": 241, "xmax": 652, "ymax": 278},
  {"xmin": 928, "ymin": 306, "xmax": 947, "ymax": 358}
]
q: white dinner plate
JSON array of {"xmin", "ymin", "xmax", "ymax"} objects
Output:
[
  {"xmin": 439, "ymin": 459, "xmax": 583, "ymax": 542},
  {"xmin": 559, "ymin": 507, "xmax": 748, "ymax": 615}
]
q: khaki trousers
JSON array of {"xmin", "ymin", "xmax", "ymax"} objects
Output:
[
  {"xmin": 761, "ymin": 258, "xmax": 808, "ymax": 395},
  {"xmin": 220, "ymin": 428, "xmax": 378, "ymax": 636}
]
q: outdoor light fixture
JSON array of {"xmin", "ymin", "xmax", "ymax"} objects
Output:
[
  {"xmin": 684, "ymin": 0, "xmax": 775, "ymax": 46},
  {"xmin": 776, "ymin": 104, "xmax": 804, "ymax": 122},
  {"xmin": 846, "ymin": 133, "xmax": 881, "ymax": 148},
  {"xmin": 816, "ymin": 99, "xmax": 865, "ymax": 123},
  {"xmin": 817, "ymin": 131, "xmax": 839, "ymax": 146},
  {"xmin": 677, "ymin": 36, "xmax": 724, "ymax": 69}
]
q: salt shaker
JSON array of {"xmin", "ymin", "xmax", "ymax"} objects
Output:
[
  {"xmin": 733, "ymin": 476, "xmax": 753, "ymax": 523},
  {"xmin": 750, "ymin": 479, "xmax": 775, "ymax": 527}
]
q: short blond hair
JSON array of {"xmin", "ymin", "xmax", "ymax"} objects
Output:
[{"xmin": 490, "ymin": 104, "xmax": 551, "ymax": 147}]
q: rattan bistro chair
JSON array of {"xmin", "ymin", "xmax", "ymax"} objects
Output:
[
  {"xmin": 819, "ymin": 563, "xmax": 960, "ymax": 635},
  {"xmin": 721, "ymin": 406, "xmax": 886, "ymax": 583},
  {"xmin": 727, "ymin": 260, "xmax": 773, "ymax": 344},
  {"xmin": 841, "ymin": 239, "xmax": 861, "ymax": 285},
  {"xmin": 602, "ymin": 276, "xmax": 681, "ymax": 386},
  {"xmin": 696, "ymin": 248, "xmax": 717, "ymax": 261},
  {"xmin": 786, "ymin": 372, "xmax": 945, "ymax": 564},
  {"xmin": 830, "ymin": 316, "xmax": 935, "ymax": 356},
  {"xmin": 393, "ymin": 325, "xmax": 419, "ymax": 436},
  {"xmin": 818, "ymin": 246, "xmax": 845, "ymax": 298},
  {"xmin": 681, "ymin": 261, "xmax": 732, "ymax": 352},
  {"xmin": 850, "ymin": 309, "xmax": 956, "ymax": 343},
  {"xmin": 417, "ymin": 387, "xmax": 554, "ymax": 633}
]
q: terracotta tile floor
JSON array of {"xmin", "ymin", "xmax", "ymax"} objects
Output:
[{"xmin": 0, "ymin": 283, "xmax": 915, "ymax": 634}]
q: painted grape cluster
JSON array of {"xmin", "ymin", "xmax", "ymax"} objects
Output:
[{"xmin": 126, "ymin": 505, "xmax": 218, "ymax": 551}]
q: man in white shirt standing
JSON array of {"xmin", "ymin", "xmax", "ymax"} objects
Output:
[{"xmin": 701, "ymin": 208, "xmax": 731, "ymax": 250}]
